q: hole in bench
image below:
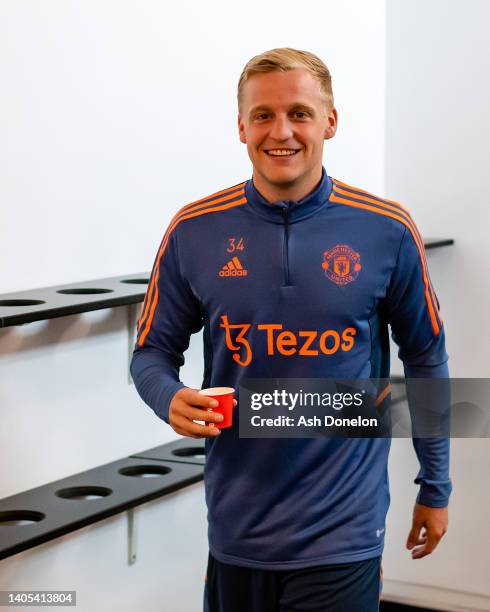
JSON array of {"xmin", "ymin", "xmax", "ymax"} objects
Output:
[
  {"xmin": 57, "ymin": 288, "xmax": 113, "ymax": 295},
  {"xmin": 118, "ymin": 465, "xmax": 172, "ymax": 478},
  {"xmin": 0, "ymin": 299, "xmax": 45, "ymax": 307},
  {"xmin": 0, "ymin": 510, "xmax": 45, "ymax": 526},
  {"xmin": 55, "ymin": 486, "xmax": 113, "ymax": 500},
  {"xmin": 171, "ymin": 447, "xmax": 206, "ymax": 459}
]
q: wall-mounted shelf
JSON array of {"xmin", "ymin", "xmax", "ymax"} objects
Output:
[
  {"xmin": 130, "ymin": 439, "xmax": 206, "ymax": 465},
  {"xmin": 423, "ymin": 238, "xmax": 454, "ymax": 250},
  {"xmin": 0, "ymin": 438, "xmax": 205, "ymax": 561},
  {"xmin": 0, "ymin": 273, "xmax": 149, "ymax": 328},
  {"xmin": 0, "ymin": 238, "xmax": 454, "ymax": 329}
]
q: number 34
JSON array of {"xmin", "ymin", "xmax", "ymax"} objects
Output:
[{"xmin": 227, "ymin": 237, "xmax": 244, "ymax": 253}]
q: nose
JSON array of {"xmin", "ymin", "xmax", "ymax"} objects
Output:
[{"xmin": 269, "ymin": 114, "xmax": 294, "ymax": 142}]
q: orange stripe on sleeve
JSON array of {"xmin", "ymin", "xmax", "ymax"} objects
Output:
[
  {"xmin": 332, "ymin": 182, "xmax": 441, "ymax": 324},
  {"xmin": 137, "ymin": 233, "xmax": 168, "ymax": 331},
  {"xmin": 137, "ymin": 186, "xmax": 245, "ymax": 332},
  {"xmin": 333, "ymin": 178, "xmax": 409, "ymax": 212},
  {"xmin": 332, "ymin": 181, "xmax": 442, "ymax": 327},
  {"xmin": 330, "ymin": 189, "xmax": 440, "ymax": 335},
  {"xmin": 137, "ymin": 196, "xmax": 247, "ymax": 346},
  {"xmin": 375, "ymin": 384, "xmax": 392, "ymax": 407}
]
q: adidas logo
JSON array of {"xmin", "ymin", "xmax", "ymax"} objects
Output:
[{"xmin": 219, "ymin": 256, "xmax": 248, "ymax": 277}]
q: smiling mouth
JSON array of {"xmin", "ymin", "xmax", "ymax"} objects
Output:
[{"xmin": 264, "ymin": 149, "xmax": 301, "ymax": 157}]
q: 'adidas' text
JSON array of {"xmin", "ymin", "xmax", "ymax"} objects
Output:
[{"xmin": 219, "ymin": 257, "xmax": 248, "ymax": 277}]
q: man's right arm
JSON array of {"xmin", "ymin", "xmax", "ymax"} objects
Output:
[{"xmin": 130, "ymin": 226, "xmax": 222, "ymax": 435}]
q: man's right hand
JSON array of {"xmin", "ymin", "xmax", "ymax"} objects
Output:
[{"xmin": 169, "ymin": 387, "xmax": 224, "ymax": 438}]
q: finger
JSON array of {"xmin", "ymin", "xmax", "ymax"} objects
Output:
[
  {"xmin": 411, "ymin": 533, "xmax": 439, "ymax": 559},
  {"xmin": 184, "ymin": 418, "xmax": 222, "ymax": 438},
  {"xmin": 172, "ymin": 414, "xmax": 221, "ymax": 438},
  {"xmin": 410, "ymin": 543, "xmax": 428, "ymax": 559},
  {"xmin": 178, "ymin": 388, "xmax": 220, "ymax": 410},
  {"xmin": 171, "ymin": 396, "xmax": 221, "ymax": 421},
  {"xmin": 180, "ymin": 406, "xmax": 224, "ymax": 424},
  {"xmin": 411, "ymin": 542, "xmax": 432, "ymax": 559},
  {"xmin": 406, "ymin": 525, "xmax": 423, "ymax": 550},
  {"xmin": 233, "ymin": 399, "xmax": 237, "ymax": 406},
  {"xmin": 170, "ymin": 406, "xmax": 223, "ymax": 427}
]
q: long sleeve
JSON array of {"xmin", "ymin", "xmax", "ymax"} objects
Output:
[
  {"xmin": 130, "ymin": 225, "xmax": 203, "ymax": 424},
  {"xmin": 385, "ymin": 225, "xmax": 452, "ymax": 508}
]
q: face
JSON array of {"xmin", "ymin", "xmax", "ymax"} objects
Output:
[{"xmin": 238, "ymin": 68, "xmax": 337, "ymax": 201}]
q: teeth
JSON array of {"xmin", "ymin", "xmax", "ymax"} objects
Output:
[{"xmin": 267, "ymin": 149, "xmax": 298, "ymax": 156}]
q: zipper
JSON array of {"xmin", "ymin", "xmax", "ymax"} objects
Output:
[{"xmin": 282, "ymin": 202, "xmax": 292, "ymax": 286}]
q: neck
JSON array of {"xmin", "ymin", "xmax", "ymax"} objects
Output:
[{"xmin": 252, "ymin": 166, "xmax": 324, "ymax": 203}]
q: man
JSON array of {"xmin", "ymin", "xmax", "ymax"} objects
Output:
[{"xmin": 131, "ymin": 48, "xmax": 451, "ymax": 611}]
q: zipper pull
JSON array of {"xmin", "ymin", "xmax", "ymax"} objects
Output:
[{"xmin": 282, "ymin": 200, "xmax": 294, "ymax": 222}]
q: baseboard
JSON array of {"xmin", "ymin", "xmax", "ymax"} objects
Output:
[
  {"xmin": 380, "ymin": 602, "xmax": 438, "ymax": 611},
  {"xmin": 381, "ymin": 578, "xmax": 490, "ymax": 612}
]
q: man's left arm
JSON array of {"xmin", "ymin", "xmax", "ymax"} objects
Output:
[{"xmin": 384, "ymin": 224, "xmax": 452, "ymax": 559}]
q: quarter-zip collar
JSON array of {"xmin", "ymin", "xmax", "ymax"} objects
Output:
[{"xmin": 245, "ymin": 166, "xmax": 332, "ymax": 224}]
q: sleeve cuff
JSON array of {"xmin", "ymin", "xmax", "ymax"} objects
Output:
[
  {"xmin": 157, "ymin": 381, "xmax": 187, "ymax": 424},
  {"xmin": 415, "ymin": 478, "xmax": 452, "ymax": 507}
]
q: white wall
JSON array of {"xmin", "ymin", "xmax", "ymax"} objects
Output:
[
  {"xmin": 0, "ymin": 484, "xmax": 210, "ymax": 612},
  {"xmin": 383, "ymin": 1, "xmax": 490, "ymax": 610},
  {"xmin": 0, "ymin": 1, "xmax": 386, "ymax": 611},
  {"xmin": 0, "ymin": 0, "xmax": 385, "ymax": 295}
]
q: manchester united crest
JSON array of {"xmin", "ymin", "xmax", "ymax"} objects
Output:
[{"xmin": 322, "ymin": 244, "xmax": 362, "ymax": 285}]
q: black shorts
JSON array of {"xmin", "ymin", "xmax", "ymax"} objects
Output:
[{"xmin": 203, "ymin": 552, "xmax": 383, "ymax": 612}]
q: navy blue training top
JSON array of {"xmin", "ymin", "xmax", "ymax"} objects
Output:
[{"xmin": 131, "ymin": 168, "xmax": 452, "ymax": 569}]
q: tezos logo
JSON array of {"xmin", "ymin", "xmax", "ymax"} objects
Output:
[{"xmin": 219, "ymin": 315, "xmax": 356, "ymax": 368}]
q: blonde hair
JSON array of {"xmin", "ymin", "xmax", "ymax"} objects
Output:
[{"xmin": 237, "ymin": 47, "xmax": 334, "ymax": 111}]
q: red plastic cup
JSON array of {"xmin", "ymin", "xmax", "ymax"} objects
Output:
[{"xmin": 199, "ymin": 387, "xmax": 235, "ymax": 429}]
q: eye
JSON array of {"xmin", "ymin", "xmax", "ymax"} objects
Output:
[
  {"xmin": 254, "ymin": 113, "xmax": 270, "ymax": 121},
  {"xmin": 293, "ymin": 111, "xmax": 309, "ymax": 119}
]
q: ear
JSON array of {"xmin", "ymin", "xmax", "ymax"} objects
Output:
[
  {"xmin": 324, "ymin": 107, "xmax": 338, "ymax": 140},
  {"xmin": 238, "ymin": 114, "xmax": 247, "ymax": 144}
]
